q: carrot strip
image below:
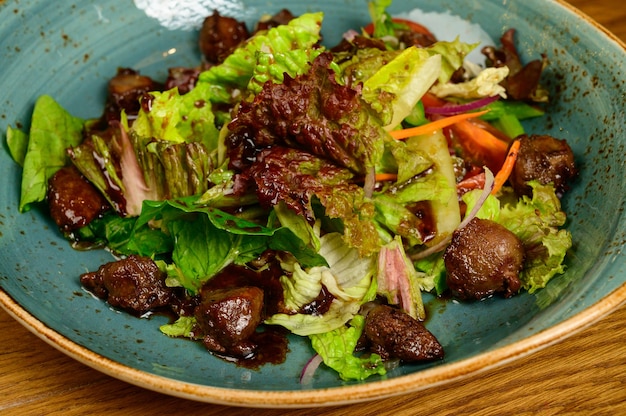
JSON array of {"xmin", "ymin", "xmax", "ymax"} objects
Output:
[
  {"xmin": 448, "ymin": 118, "xmax": 509, "ymax": 174},
  {"xmin": 389, "ymin": 109, "xmax": 490, "ymax": 140},
  {"xmin": 491, "ymin": 139, "xmax": 521, "ymax": 195},
  {"xmin": 375, "ymin": 173, "xmax": 398, "ymax": 182}
]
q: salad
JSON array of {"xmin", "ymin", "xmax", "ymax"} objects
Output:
[{"xmin": 5, "ymin": 0, "xmax": 577, "ymax": 382}]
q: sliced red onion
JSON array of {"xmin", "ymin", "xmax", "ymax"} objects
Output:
[
  {"xmin": 410, "ymin": 167, "xmax": 495, "ymax": 261},
  {"xmin": 457, "ymin": 167, "xmax": 495, "ymax": 230},
  {"xmin": 300, "ymin": 353, "xmax": 323, "ymax": 385},
  {"xmin": 424, "ymin": 95, "xmax": 500, "ymax": 116},
  {"xmin": 342, "ymin": 29, "xmax": 360, "ymax": 42},
  {"xmin": 363, "ymin": 166, "xmax": 376, "ymax": 199},
  {"xmin": 409, "ymin": 234, "xmax": 451, "ymax": 261}
]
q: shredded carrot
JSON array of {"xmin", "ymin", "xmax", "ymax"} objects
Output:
[
  {"xmin": 375, "ymin": 173, "xmax": 398, "ymax": 182},
  {"xmin": 389, "ymin": 109, "xmax": 490, "ymax": 140},
  {"xmin": 449, "ymin": 119, "xmax": 509, "ymax": 174},
  {"xmin": 491, "ymin": 139, "xmax": 521, "ymax": 195}
]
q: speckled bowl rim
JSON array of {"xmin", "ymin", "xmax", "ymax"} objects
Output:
[
  {"xmin": 2, "ymin": 284, "xmax": 625, "ymax": 408},
  {"xmin": 1, "ymin": 0, "xmax": 625, "ymax": 408}
]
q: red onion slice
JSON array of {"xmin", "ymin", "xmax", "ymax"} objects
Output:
[
  {"xmin": 300, "ymin": 353, "xmax": 323, "ymax": 385},
  {"xmin": 457, "ymin": 167, "xmax": 495, "ymax": 229},
  {"xmin": 410, "ymin": 167, "xmax": 495, "ymax": 261},
  {"xmin": 424, "ymin": 95, "xmax": 500, "ymax": 116}
]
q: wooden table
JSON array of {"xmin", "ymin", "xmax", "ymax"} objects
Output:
[{"xmin": 2, "ymin": 1, "xmax": 625, "ymax": 414}]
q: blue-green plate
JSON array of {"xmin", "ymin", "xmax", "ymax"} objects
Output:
[{"xmin": 0, "ymin": 0, "xmax": 624, "ymax": 407}]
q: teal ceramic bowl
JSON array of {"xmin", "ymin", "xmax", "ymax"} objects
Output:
[{"xmin": 1, "ymin": 0, "xmax": 625, "ymax": 408}]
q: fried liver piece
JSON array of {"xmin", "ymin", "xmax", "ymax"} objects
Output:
[
  {"xmin": 364, "ymin": 304, "xmax": 444, "ymax": 362},
  {"xmin": 47, "ymin": 165, "xmax": 109, "ymax": 232},
  {"xmin": 254, "ymin": 9, "xmax": 295, "ymax": 32},
  {"xmin": 509, "ymin": 134, "xmax": 577, "ymax": 198},
  {"xmin": 444, "ymin": 218, "xmax": 525, "ymax": 300},
  {"xmin": 198, "ymin": 11, "xmax": 249, "ymax": 65},
  {"xmin": 80, "ymin": 255, "xmax": 173, "ymax": 315},
  {"xmin": 103, "ymin": 68, "xmax": 158, "ymax": 123},
  {"xmin": 194, "ymin": 286, "xmax": 264, "ymax": 358}
]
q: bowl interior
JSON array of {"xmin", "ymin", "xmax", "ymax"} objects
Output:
[{"xmin": 0, "ymin": 0, "xmax": 625, "ymax": 401}]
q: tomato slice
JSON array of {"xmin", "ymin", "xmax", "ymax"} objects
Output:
[{"xmin": 364, "ymin": 17, "xmax": 435, "ymax": 38}]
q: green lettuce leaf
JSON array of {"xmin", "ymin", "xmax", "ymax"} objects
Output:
[
  {"xmin": 413, "ymin": 253, "xmax": 447, "ymax": 295},
  {"xmin": 367, "ymin": 0, "xmax": 395, "ymax": 39},
  {"xmin": 309, "ymin": 315, "xmax": 386, "ymax": 381},
  {"xmin": 462, "ymin": 189, "xmax": 501, "ymax": 221},
  {"xmin": 425, "ymin": 38, "xmax": 478, "ymax": 85},
  {"xmin": 362, "ymin": 47, "xmax": 441, "ymax": 129},
  {"xmin": 399, "ymin": 131, "xmax": 461, "ymax": 245},
  {"xmin": 144, "ymin": 198, "xmax": 326, "ymax": 292},
  {"xmin": 277, "ymin": 232, "xmax": 376, "ymax": 314},
  {"xmin": 315, "ymin": 184, "xmax": 382, "ymax": 257},
  {"xmin": 159, "ymin": 315, "xmax": 197, "ymax": 338},
  {"xmin": 266, "ymin": 234, "xmax": 376, "ymax": 335},
  {"xmin": 497, "ymin": 182, "xmax": 572, "ymax": 293},
  {"xmin": 6, "ymin": 125, "xmax": 28, "ymax": 167},
  {"xmin": 71, "ymin": 85, "xmax": 220, "ymax": 217},
  {"xmin": 18, "ymin": 95, "xmax": 84, "ymax": 212},
  {"xmin": 265, "ymin": 299, "xmax": 363, "ymax": 336},
  {"xmin": 132, "ymin": 85, "xmax": 219, "ymax": 150},
  {"xmin": 198, "ymin": 12, "xmax": 324, "ymax": 100}
]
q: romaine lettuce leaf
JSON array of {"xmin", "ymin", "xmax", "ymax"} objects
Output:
[
  {"xmin": 362, "ymin": 47, "xmax": 441, "ymax": 130},
  {"xmin": 497, "ymin": 182, "xmax": 572, "ymax": 293},
  {"xmin": 424, "ymin": 38, "xmax": 478, "ymax": 84},
  {"xmin": 265, "ymin": 299, "xmax": 363, "ymax": 336},
  {"xmin": 317, "ymin": 232, "xmax": 376, "ymax": 289},
  {"xmin": 132, "ymin": 84, "xmax": 219, "ymax": 150},
  {"xmin": 400, "ymin": 131, "xmax": 461, "ymax": 245},
  {"xmin": 71, "ymin": 84, "xmax": 221, "ymax": 217},
  {"xmin": 277, "ymin": 232, "xmax": 376, "ymax": 313},
  {"xmin": 309, "ymin": 315, "xmax": 386, "ymax": 381}
]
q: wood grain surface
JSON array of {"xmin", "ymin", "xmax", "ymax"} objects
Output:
[{"xmin": 1, "ymin": 1, "xmax": 625, "ymax": 414}]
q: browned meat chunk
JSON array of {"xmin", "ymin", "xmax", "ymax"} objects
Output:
[
  {"xmin": 398, "ymin": 29, "xmax": 437, "ymax": 48},
  {"xmin": 194, "ymin": 286, "xmax": 264, "ymax": 358},
  {"xmin": 482, "ymin": 29, "xmax": 548, "ymax": 102},
  {"xmin": 80, "ymin": 255, "xmax": 173, "ymax": 314},
  {"xmin": 103, "ymin": 68, "xmax": 158, "ymax": 123},
  {"xmin": 254, "ymin": 9, "xmax": 295, "ymax": 32},
  {"xmin": 364, "ymin": 304, "xmax": 444, "ymax": 362},
  {"xmin": 164, "ymin": 67, "xmax": 200, "ymax": 95},
  {"xmin": 509, "ymin": 134, "xmax": 577, "ymax": 198},
  {"xmin": 47, "ymin": 165, "xmax": 109, "ymax": 232},
  {"xmin": 444, "ymin": 218, "xmax": 525, "ymax": 300},
  {"xmin": 198, "ymin": 11, "xmax": 249, "ymax": 65}
]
